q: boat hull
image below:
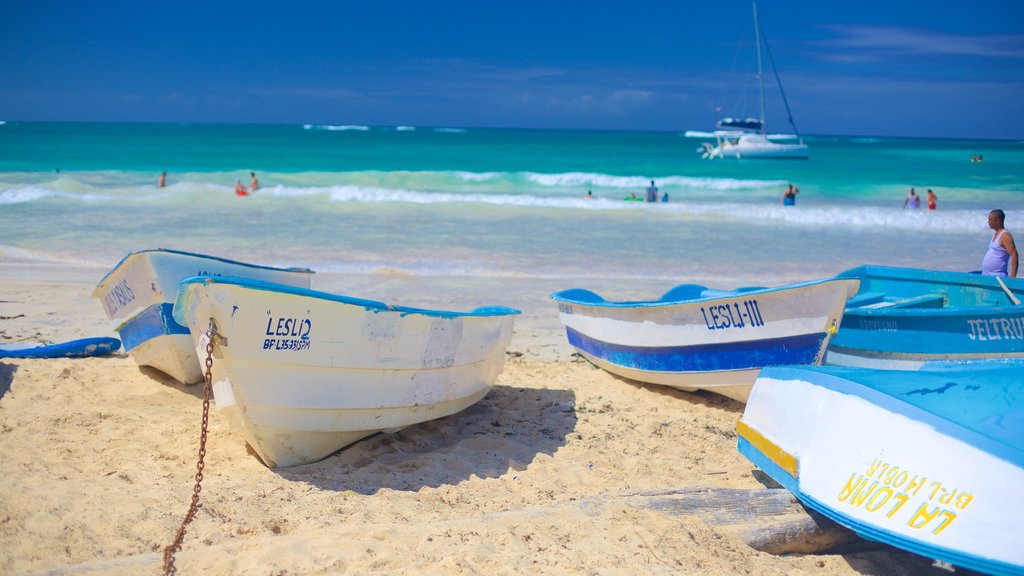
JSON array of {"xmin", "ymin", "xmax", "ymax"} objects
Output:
[
  {"xmin": 552, "ymin": 278, "xmax": 859, "ymax": 402},
  {"xmin": 827, "ymin": 266, "xmax": 1024, "ymax": 369},
  {"xmin": 93, "ymin": 249, "xmax": 313, "ymax": 384},
  {"xmin": 703, "ymin": 133, "xmax": 809, "ymax": 160},
  {"xmin": 737, "ymin": 363, "xmax": 1024, "ymax": 575},
  {"xmin": 173, "ymin": 276, "xmax": 518, "ymax": 467}
]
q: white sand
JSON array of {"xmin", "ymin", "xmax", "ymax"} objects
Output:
[{"xmin": 0, "ymin": 271, "xmax": 945, "ymax": 575}]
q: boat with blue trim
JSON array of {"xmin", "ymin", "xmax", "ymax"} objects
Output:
[
  {"xmin": 93, "ymin": 249, "xmax": 313, "ymax": 384},
  {"xmin": 737, "ymin": 360, "xmax": 1024, "ymax": 575},
  {"xmin": 172, "ymin": 275, "xmax": 519, "ymax": 467},
  {"xmin": 550, "ymin": 278, "xmax": 859, "ymax": 402},
  {"xmin": 826, "ymin": 266, "xmax": 1024, "ymax": 369}
]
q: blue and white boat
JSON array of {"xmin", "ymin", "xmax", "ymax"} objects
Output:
[
  {"xmin": 550, "ymin": 278, "xmax": 859, "ymax": 402},
  {"xmin": 737, "ymin": 361, "xmax": 1024, "ymax": 576},
  {"xmin": 93, "ymin": 249, "xmax": 313, "ymax": 384},
  {"xmin": 826, "ymin": 266, "xmax": 1024, "ymax": 369},
  {"xmin": 173, "ymin": 276, "xmax": 519, "ymax": 468}
]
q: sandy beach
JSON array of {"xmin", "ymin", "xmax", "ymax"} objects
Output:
[{"xmin": 1, "ymin": 269, "xmax": 956, "ymax": 575}]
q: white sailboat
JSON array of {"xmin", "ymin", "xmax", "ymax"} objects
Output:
[{"xmin": 699, "ymin": 1, "xmax": 809, "ymax": 160}]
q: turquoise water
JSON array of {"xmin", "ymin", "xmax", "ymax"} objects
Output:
[{"xmin": 2, "ymin": 122, "xmax": 1022, "ymax": 300}]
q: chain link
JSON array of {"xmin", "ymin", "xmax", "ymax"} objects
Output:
[{"xmin": 162, "ymin": 330, "xmax": 215, "ymax": 575}]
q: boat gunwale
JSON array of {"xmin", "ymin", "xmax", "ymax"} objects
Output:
[
  {"xmin": 550, "ymin": 277, "xmax": 853, "ymax": 308},
  {"xmin": 93, "ymin": 248, "xmax": 315, "ymax": 295},
  {"xmin": 174, "ymin": 275, "xmax": 521, "ymax": 324}
]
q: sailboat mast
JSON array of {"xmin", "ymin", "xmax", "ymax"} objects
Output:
[{"xmin": 752, "ymin": 0, "xmax": 766, "ymax": 133}]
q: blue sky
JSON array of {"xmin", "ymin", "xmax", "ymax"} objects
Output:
[{"xmin": 2, "ymin": 1, "xmax": 1022, "ymax": 139}]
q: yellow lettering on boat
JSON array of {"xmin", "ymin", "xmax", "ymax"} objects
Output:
[
  {"xmin": 954, "ymin": 493, "xmax": 974, "ymax": 510},
  {"xmin": 886, "ymin": 493, "xmax": 909, "ymax": 518},
  {"xmin": 908, "ymin": 504, "xmax": 942, "ymax": 529},
  {"xmin": 866, "ymin": 458, "xmax": 883, "ymax": 477},
  {"xmin": 906, "ymin": 475, "xmax": 927, "ymax": 496},
  {"xmin": 865, "ymin": 486, "xmax": 893, "ymax": 512},
  {"xmin": 933, "ymin": 510, "xmax": 958, "ymax": 535},
  {"xmin": 838, "ymin": 474, "xmax": 866, "ymax": 502},
  {"xmin": 850, "ymin": 481, "xmax": 879, "ymax": 508}
]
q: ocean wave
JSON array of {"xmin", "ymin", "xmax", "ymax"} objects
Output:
[
  {"xmin": 395, "ymin": 126, "xmax": 416, "ymax": 131},
  {"xmin": 433, "ymin": 128, "xmax": 467, "ymax": 133},
  {"xmin": 302, "ymin": 124, "xmax": 370, "ymax": 131},
  {"xmin": 524, "ymin": 172, "xmax": 785, "ymax": 191},
  {"xmin": 454, "ymin": 171, "xmax": 500, "ymax": 182},
  {"xmin": 0, "ymin": 244, "xmax": 104, "ymax": 267},
  {"xmin": 0, "ymin": 186, "xmax": 115, "ymax": 204},
  {"xmin": 1, "ymin": 174, "xmax": 1015, "ymax": 236}
]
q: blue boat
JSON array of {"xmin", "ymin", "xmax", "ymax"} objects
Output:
[
  {"xmin": 551, "ymin": 278, "xmax": 858, "ymax": 402},
  {"xmin": 0, "ymin": 337, "xmax": 121, "ymax": 359},
  {"xmin": 827, "ymin": 266, "xmax": 1024, "ymax": 369},
  {"xmin": 737, "ymin": 360, "xmax": 1024, "ymax": 576}
]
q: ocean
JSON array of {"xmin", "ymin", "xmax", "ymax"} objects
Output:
[{"xmin": 2, "ymin": 122, "xmax": 1022, "ymax": 315}]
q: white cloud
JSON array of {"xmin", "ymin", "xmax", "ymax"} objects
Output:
[{"xmin": 821, "ymin": 25, "xmax": 1024, "ymax": 59}]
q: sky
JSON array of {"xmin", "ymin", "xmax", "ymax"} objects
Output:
[{"xmin": 1, "ymin": 1, "xmax": 1023, "ymax": 139}]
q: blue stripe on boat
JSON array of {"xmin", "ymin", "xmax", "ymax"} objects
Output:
[
  {"xmin": 118, "ymin": 302, "xmax": 190, "ymax": 352},
  {"xmin": 566, "ymin": 328, "xmax": 827, "ymax": 372},
  {"xmin": 796, "ymin": 490, "xmax": 1023, "ymax": 576},
  {"xmin": 736, "ymin": 436, "xmax": 799, "ymax": 494}
]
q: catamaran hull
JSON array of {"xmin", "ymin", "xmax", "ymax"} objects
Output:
[
  {"xmin": 737, "ymin": 363, "xmax": 1024, "ymax": 575},
  {"xmin": 705, "ymin": 142, "xmax": 809, "ymax": 159},
  {"xmin": 174, "ymin": 277, "xmax": 518, "ymax": 468},
  {"xmin": 553, "ymin": 279, "xmax": 858, "ymax": 402},
  {"xmin": 93, "ymin": 249, "xmax": 313, "ymax": 384}
]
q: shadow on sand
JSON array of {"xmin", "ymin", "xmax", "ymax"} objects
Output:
[
  {"xmin": 275, "ymin": 384, "xmax": 577, "ymax": 494},
  {"xmin": 0, "ymin": 362, "xmax": 16, "ymax": 400}
]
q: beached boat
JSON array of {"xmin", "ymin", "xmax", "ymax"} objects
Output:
[
  {"xmin": 172, "ymin": 275, "xmax": 519, "ymax": 468},
  {"xmin": 737, "ymin": 361, "xmax": 1024, "ymax": 575},
  {"xmin": 826, "ymin": 265, "xmax": 1024, "ymax": 369},
  {"xmin": 698, "ymin": 1, "xmax": 809, "ymax": 160},
  {"xmin": 550, "ymin": 278, "xmax": 859, "ymax": 402},
  {"xmin": 93, "ymin": 249, "xmax": 313, "ymax": 384}
]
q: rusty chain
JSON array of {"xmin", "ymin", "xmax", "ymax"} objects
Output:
[{"xmin": 162, "ymin": 328, "xmax": 215, "ymax": 575}]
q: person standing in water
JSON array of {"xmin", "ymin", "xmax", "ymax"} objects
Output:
[
  {"xmin": 781, "ymin": 184, "xmax": 798, "ymax": 206},
  {"xmin": 158, "ymin": 171, "xmax": 166, "ymax": 188},
  {"xmin": 981, "ymin": 209, "xmax": 1018, "ymax": 277},
  {"xmin": 645, "ymin": 180, "xmax": 659, "ymax": 203},
  {"xmin": 903, "ymin": 187, "xmax": 920, "ymax": 209},
  {"xmin": 249, "ymin": 172, "xmax": 260, "ymax": 192},
  {"xmin": 927, "ymin": 189, "xmax": 937, "ymax": 210}
]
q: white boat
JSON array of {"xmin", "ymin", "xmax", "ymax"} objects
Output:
[
  {"xmin": 93, "ymin": 249, "xmax": 314, "ymax": 384},
  {"xmin": 550, "ymin": 278, "xmax": 858, "ymax": 402},
  {"xmin": 698, "ymin": 1, "xmax": 809, "ymax": 160},
  {"xmin": 172, "ymin": 275, "xmax": 519, "ymax": 468},
  {"xmin": 737, "ymin": 361, "xmax": 1024, "ymax": 575},
  {"xmin": 701, "ymin": 131, "xmax": 810, "ymax": 160}
]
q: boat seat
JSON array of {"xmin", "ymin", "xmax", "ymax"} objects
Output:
[
  {"xmin": 699, "ymin": 289, "xmax": 737, "ymax": 299},
  {"xmin": 660, "ymin": 284, "xmax": 708, "ymax": 302},
  {"xmin": 846, "ymin": 292, "xmax": 886, "ymax": 307},
  {"xmin": 862, "ymin": 293, "xmax": 946, "ymax": 309},
  {"xmin": 556, "ymin": 289, "xmax": 606, "ymax": 304}
]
